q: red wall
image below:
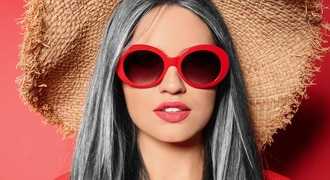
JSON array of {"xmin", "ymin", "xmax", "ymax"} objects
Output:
[{"xmin": 0, "ymin": 0, "xmax": 329, "ymax": 179}]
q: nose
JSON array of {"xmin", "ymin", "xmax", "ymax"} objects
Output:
[{"xmin": 159, "ymin": 66, "xmax": 186, "ymax": 94}]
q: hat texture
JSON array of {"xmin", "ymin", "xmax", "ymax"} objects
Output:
[{"xmin": 18, "ymin": 0, "xmax": 328, "ymax": 149}]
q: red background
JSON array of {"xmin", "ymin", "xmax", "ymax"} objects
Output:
[{"xmin": 1, "ymin": 0, "xmax": 329, "ymax": 179}]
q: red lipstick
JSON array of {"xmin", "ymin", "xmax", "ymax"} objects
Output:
[{"xmin": 153, "ymin": 101, "xmax": 191, "ymax": 123}]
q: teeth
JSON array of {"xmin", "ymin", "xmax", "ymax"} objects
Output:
[{"xmin": 164, "ymin": 108, "xmax": 182, "ymax": 112}]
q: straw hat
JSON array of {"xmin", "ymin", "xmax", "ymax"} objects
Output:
[{"xmin": 18, "ymin": 0, "xmax": 328, "ymax": 150}]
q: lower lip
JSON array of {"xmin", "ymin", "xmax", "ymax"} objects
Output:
[{"xmin": 154, "ymin": 111, "xmax": 190, "ymax": 123}]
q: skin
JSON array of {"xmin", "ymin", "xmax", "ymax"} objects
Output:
[{"xmin": 122, "ymin": 5, "xmax": 217, "ymax": 180}]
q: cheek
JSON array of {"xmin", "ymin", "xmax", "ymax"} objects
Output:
[
  {"xmin": 122, "ymin": 84, "xmax": 155, "ymax": 123},
  {"xmin": 189, "ymin": 89, "xmax": 217, "ymax": 124}
]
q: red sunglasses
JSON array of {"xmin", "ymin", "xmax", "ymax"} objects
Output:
[{"xmin": 116, "ymin": 44, "xmax": 230, "ymax": 89}]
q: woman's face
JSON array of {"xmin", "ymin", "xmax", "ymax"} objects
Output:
[{"xmin": 121, "ymin": 5, "xmax": 217, "ymax": 144}]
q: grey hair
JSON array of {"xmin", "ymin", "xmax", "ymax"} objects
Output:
[{"xmin": 71, "ymin": 0, "xmax": 263, "ymax": 179}]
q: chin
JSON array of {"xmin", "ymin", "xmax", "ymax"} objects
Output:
[{"xmin": 155, "ymin": 131, "xmax": 203, "ymax": 145}]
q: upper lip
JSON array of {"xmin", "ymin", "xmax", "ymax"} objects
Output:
[{"xmin": 154, "ymin": 101, "xmax": 191, "ymax": 112}]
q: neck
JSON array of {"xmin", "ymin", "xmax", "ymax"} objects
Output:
[{"xmin": 138, "ymin": 132, "xmax": 204, "ymax": 180}]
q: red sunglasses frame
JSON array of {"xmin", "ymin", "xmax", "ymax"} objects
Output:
[{"xmin": 116, "ymin": 44, "xmax": 230, "ymax": 89}]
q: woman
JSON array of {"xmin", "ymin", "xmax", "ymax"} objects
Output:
[
  {"xmin": 18, "ymin": 0, "xmax": 326, "ymax": 179},
  {"xmin": 71, "ymin": 0, "xmax": 263, "ymax": 179}
]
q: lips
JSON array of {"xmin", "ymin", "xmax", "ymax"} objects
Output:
[{"xmin": 153, "ymin": 101, "xmax": 191, "ymax": 122}]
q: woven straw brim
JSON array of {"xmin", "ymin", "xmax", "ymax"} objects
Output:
[
  {"xmin": 18, "ymin": 0, "xmax": 328, "ymax": 150},
  {"xmin": 214, "ymin": 0, "xmax": 328, "ymax": 149},
  {"xmin": 18, "ymin": 0, "xmax": 121, "ymax": 136}
]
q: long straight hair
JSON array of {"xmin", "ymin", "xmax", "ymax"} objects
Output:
[{"xmin": 71, "ymin": 0, "xmax": 263, "ymax": 179}]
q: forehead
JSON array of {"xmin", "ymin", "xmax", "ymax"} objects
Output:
[{"xmin": 131, "ymin": 5, "xmax": 214, "ymax": 56}]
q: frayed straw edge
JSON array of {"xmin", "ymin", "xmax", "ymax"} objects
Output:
[
  {"xmin": 16, "ymin": 0, "xmax": 78, "ymax": 138},
  {"xmin": 259, "ymin": 2, "xmax": 330, "ymax": 150}
]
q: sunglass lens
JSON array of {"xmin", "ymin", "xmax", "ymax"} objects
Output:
[
  {"xmin": 124, "ymin": 51, "xmax": 164, "ymax": 85},
  {"xmin": 182, "ymin": 51, "xmax": 221, "ymax": 85}
]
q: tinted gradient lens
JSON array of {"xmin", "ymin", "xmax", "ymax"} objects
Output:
[
  {"xmin": 124, "ymin": 50, "xmax": 164, "ymax": 85},
  {"xmin": 182, "ymin": 51, "xmax": 220, "ymax": 84}
]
